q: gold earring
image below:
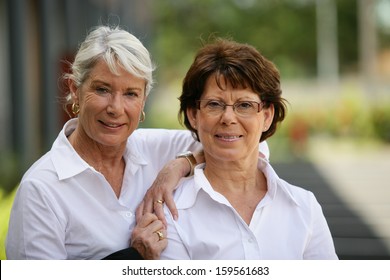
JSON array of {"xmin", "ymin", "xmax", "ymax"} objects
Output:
[
  {"xmin": 72, "ymin": 103, "xmax": 80, "ymax": 115},
  {"xmin": 139, "ymin": 111, "xmax": 146, "ymax": 122}
]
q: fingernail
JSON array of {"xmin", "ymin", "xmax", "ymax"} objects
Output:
[{"xmin": 173, "ymin": 214, "xmax": 178, "ymax": 221}]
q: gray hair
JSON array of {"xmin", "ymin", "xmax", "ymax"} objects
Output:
[{"xmin": 64, "ymin": 25, "xmax": 155, "ymax": 106}]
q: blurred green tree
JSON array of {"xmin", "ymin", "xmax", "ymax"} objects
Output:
[{"xmin": 150, "ymin": 0, "xmax": 360, "ymax": 81}]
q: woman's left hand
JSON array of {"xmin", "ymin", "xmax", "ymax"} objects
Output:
[{"xmin": 131, "ymin": 213, "xmax": 167, "ymax": 260}]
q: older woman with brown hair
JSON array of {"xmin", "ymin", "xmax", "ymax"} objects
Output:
[{"xmin": 160, "ymin": 38, "xmax": 338, "ymax": 260}]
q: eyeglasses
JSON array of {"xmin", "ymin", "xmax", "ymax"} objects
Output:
[{"xmin": 196, "ymin": 99, "xmax": 262, "ymax": 117}]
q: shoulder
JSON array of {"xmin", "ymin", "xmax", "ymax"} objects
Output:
[
  {"xmin": 129, "ymin": 128, "xmax": 193, "ymax": 148},
  {"xmin": 172, "ymin": 177, "xmax": 199, "ymax": 209},
  {"xmin": 127, "ymin": 129, "xmax": 199, "ymax": 162},
  {"xmin": 20, "ymin": 152, "xmax": 56, "ymax": 184},
  {"xmin": 11, "ymin": 155, "xmax": 64, "ymax": 219},
  {"xmin": 17, "ymin": 147, "xmax": 74, "ymax": 203},
  {"xmin": 277, "ymin": 178, "xmax": 321, "ymax": 211},
  {"xmin": 262, "ymin": 159, "xmax": 318, "ymax": 208}
]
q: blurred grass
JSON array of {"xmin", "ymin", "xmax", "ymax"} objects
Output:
[{"xmin": 0, "ymin": 187, "xmax": 16, "ymax": 260}]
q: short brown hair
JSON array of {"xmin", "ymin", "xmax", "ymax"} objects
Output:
[{"xmin": 178, "ymin": 38, "xmax": 287, "ymax": 142}]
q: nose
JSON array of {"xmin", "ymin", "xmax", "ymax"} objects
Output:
[
  {"xmin": 220, "ymin": 105, "xmax": 237, "ymax": 124},
  {"xmin": 107, "ymin": 93, "xmax": 124, "ymax": 116}
]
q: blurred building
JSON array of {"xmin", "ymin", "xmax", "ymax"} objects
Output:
[{"xmin": 0, "ymin": 0, "xmax": 152, "ymax": 174}]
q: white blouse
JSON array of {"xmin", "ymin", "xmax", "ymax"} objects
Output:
[
  {"xmin": 6, "ymin": 119, "xmax": 201, "ymax": 259},
  {"xmin": 160, "ymin": 158, "xmax": 338, "ymax": 260}
]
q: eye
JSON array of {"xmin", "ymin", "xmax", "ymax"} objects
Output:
[
  {"xmin": 236, "ymin": 101, "xmax": 255, "ymax": 110},
  {"xmin": 124, "ymin": 91, "xmax": 139, "ymax": 98},
  {"xmin": 206, "ymin": 100, "xmax": 224, "ymax": 108},
  {"xmin": 95, "ymin": 87, "xmax": 109, "ymax": 95}
]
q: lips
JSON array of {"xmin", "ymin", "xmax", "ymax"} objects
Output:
[
  {"xmin": 215, "ymin": 134, "xmax": 242, "ymax": 141},
  {"xmin": 99, "ymin": 120, "xmax": 124, "ymax": 128}
]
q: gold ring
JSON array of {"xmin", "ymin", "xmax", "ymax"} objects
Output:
[
  {"xmin": 155, "ymin": 199, "xmax": 164, "ymax": 205},
  {"xmin": 155, "ymin": 230, "xmax": 164, "ymax": 240}
]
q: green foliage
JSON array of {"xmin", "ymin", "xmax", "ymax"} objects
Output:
[
  {"xmin": 371, "ymin": 104, "xmax": 390, "ymax": 142},
  {"xmin": 0, "ymin": 187, "xmax": 17, "ymax": 260},
  {"xmin": 0, "ymin": 152, "xmax": 21, "ymax": 194},
  {"xmin": 151, "ymin": 0, "xmax": 319, "ymax": 81},
  {"xmin": 337, "ymin": 0, "xmax": 359, "ymax": 72}
]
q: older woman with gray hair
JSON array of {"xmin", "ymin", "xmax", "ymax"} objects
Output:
[{"xmin": 5, "ymin": 25, "xmax": 207, "ymax": 259}]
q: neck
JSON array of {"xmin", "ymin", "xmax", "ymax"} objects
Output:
[
  {"xmin": 203, "ymin": 150, "xmax": 264, "ymax": 189},
  {"xmin": 204, "ymin": 162, "xmax": 265, "ymax": 193},
  {"xmin": 69, "ymin": 126, "xmax": 125, "ymax": 167},
  {"xmin": 68, "ymin": 126, "xmax": 126, "ymax": 198},
  {"xmin": 203, "ymin": 154, "xmax": 267, "ymax": 225}
]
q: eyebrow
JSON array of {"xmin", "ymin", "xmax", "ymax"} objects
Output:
[{"xmin": 91, "ymin": 79, "xmax": 143, "ymax": 92}]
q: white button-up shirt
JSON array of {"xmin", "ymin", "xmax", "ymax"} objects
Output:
[
  {"xmin": 6, "ymin": 119, "xmax": 202, "ymax": 259},
  {"xmin": 160, "ymin": 158, "xmax": 338, "ymax": 260}
]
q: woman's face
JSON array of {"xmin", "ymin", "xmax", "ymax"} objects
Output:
[
  {"xmin": 70, "ymin": 59, "xmax": 146, "ymax": 148},
  {"xmin": 188, "ymin": 76, "xmax": 274, "ymax": 163}
]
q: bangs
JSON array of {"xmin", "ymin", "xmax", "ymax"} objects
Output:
[{"xmin": 214, "ymin": 66, "xmax": 250, "ymax": 90}]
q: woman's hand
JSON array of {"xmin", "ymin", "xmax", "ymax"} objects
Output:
[
  {"xmin": 137, "ymin": 150, "xmax": 203, "ymax": 225},
  {"xmin": 136, "ymin": 158, "xmax": 189, "ymax": 225},
  {"xmin": 131, "ymin": 213, "xmax": 167, "ymax": 260}
]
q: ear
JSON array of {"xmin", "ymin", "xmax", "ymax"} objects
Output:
[
  {"xmin": 186, "ymin": 107, "xmax": 198, "ymax": 129},
  {"xmin": 142, "ymin": 93, "xmax": 148, "ymax": 107},
  {"xmin": 68, "ymin": 79, "xmax": 79, "ymax": 103},
  {"xmin": 263, "ymin": 104, "xmax": 275, "ymax": 130}
]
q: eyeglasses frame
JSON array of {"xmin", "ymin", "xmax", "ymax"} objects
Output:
[{"xmin": 196, "ymin": 99, "xmax": 263, "ymax": 116}]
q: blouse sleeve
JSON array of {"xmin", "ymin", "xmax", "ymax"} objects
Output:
[
  {"xmin": 304, "ymin": 193, "xmax": 338, "ymax": 260},
  {"xmin": 131, "ymin": 129, "xmax": 201, "ymax": 162},
  {"xmin": 6, "ymin": 179, "xmax": 67, "ymax": 259}
]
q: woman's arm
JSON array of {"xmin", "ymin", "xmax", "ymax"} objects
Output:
[
  {"xmin": 137, "ymin": 150, "xmax": 204, "ymax": 225},
  {"xmin": 134, "ymin": 129, "xmax": 267, "ymax": 223},
  {"xmin": 6, "ymin": 182, "xmax": 67, "ymax": 259},
  {"xmin": 303, "ymin": 193, "xmax": 338, "ymax": 260}
]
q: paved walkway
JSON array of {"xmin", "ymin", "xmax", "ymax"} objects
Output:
[{"xmin": 272, "ymin": 139, "xmax": 390, "ymax": 259}]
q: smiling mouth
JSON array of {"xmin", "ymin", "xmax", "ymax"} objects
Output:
[
  {"xmin": 99, "ymin": 120, "xmax": 124, "ymax": 128},
  {"xmin": 215, "ymin": 135, "xmax": 243, "ymax": 141}
]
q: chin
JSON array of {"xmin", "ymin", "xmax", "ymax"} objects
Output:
[{"xmin": 98, "ymin": 136, "xmax": 127, "ymax": 147}]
